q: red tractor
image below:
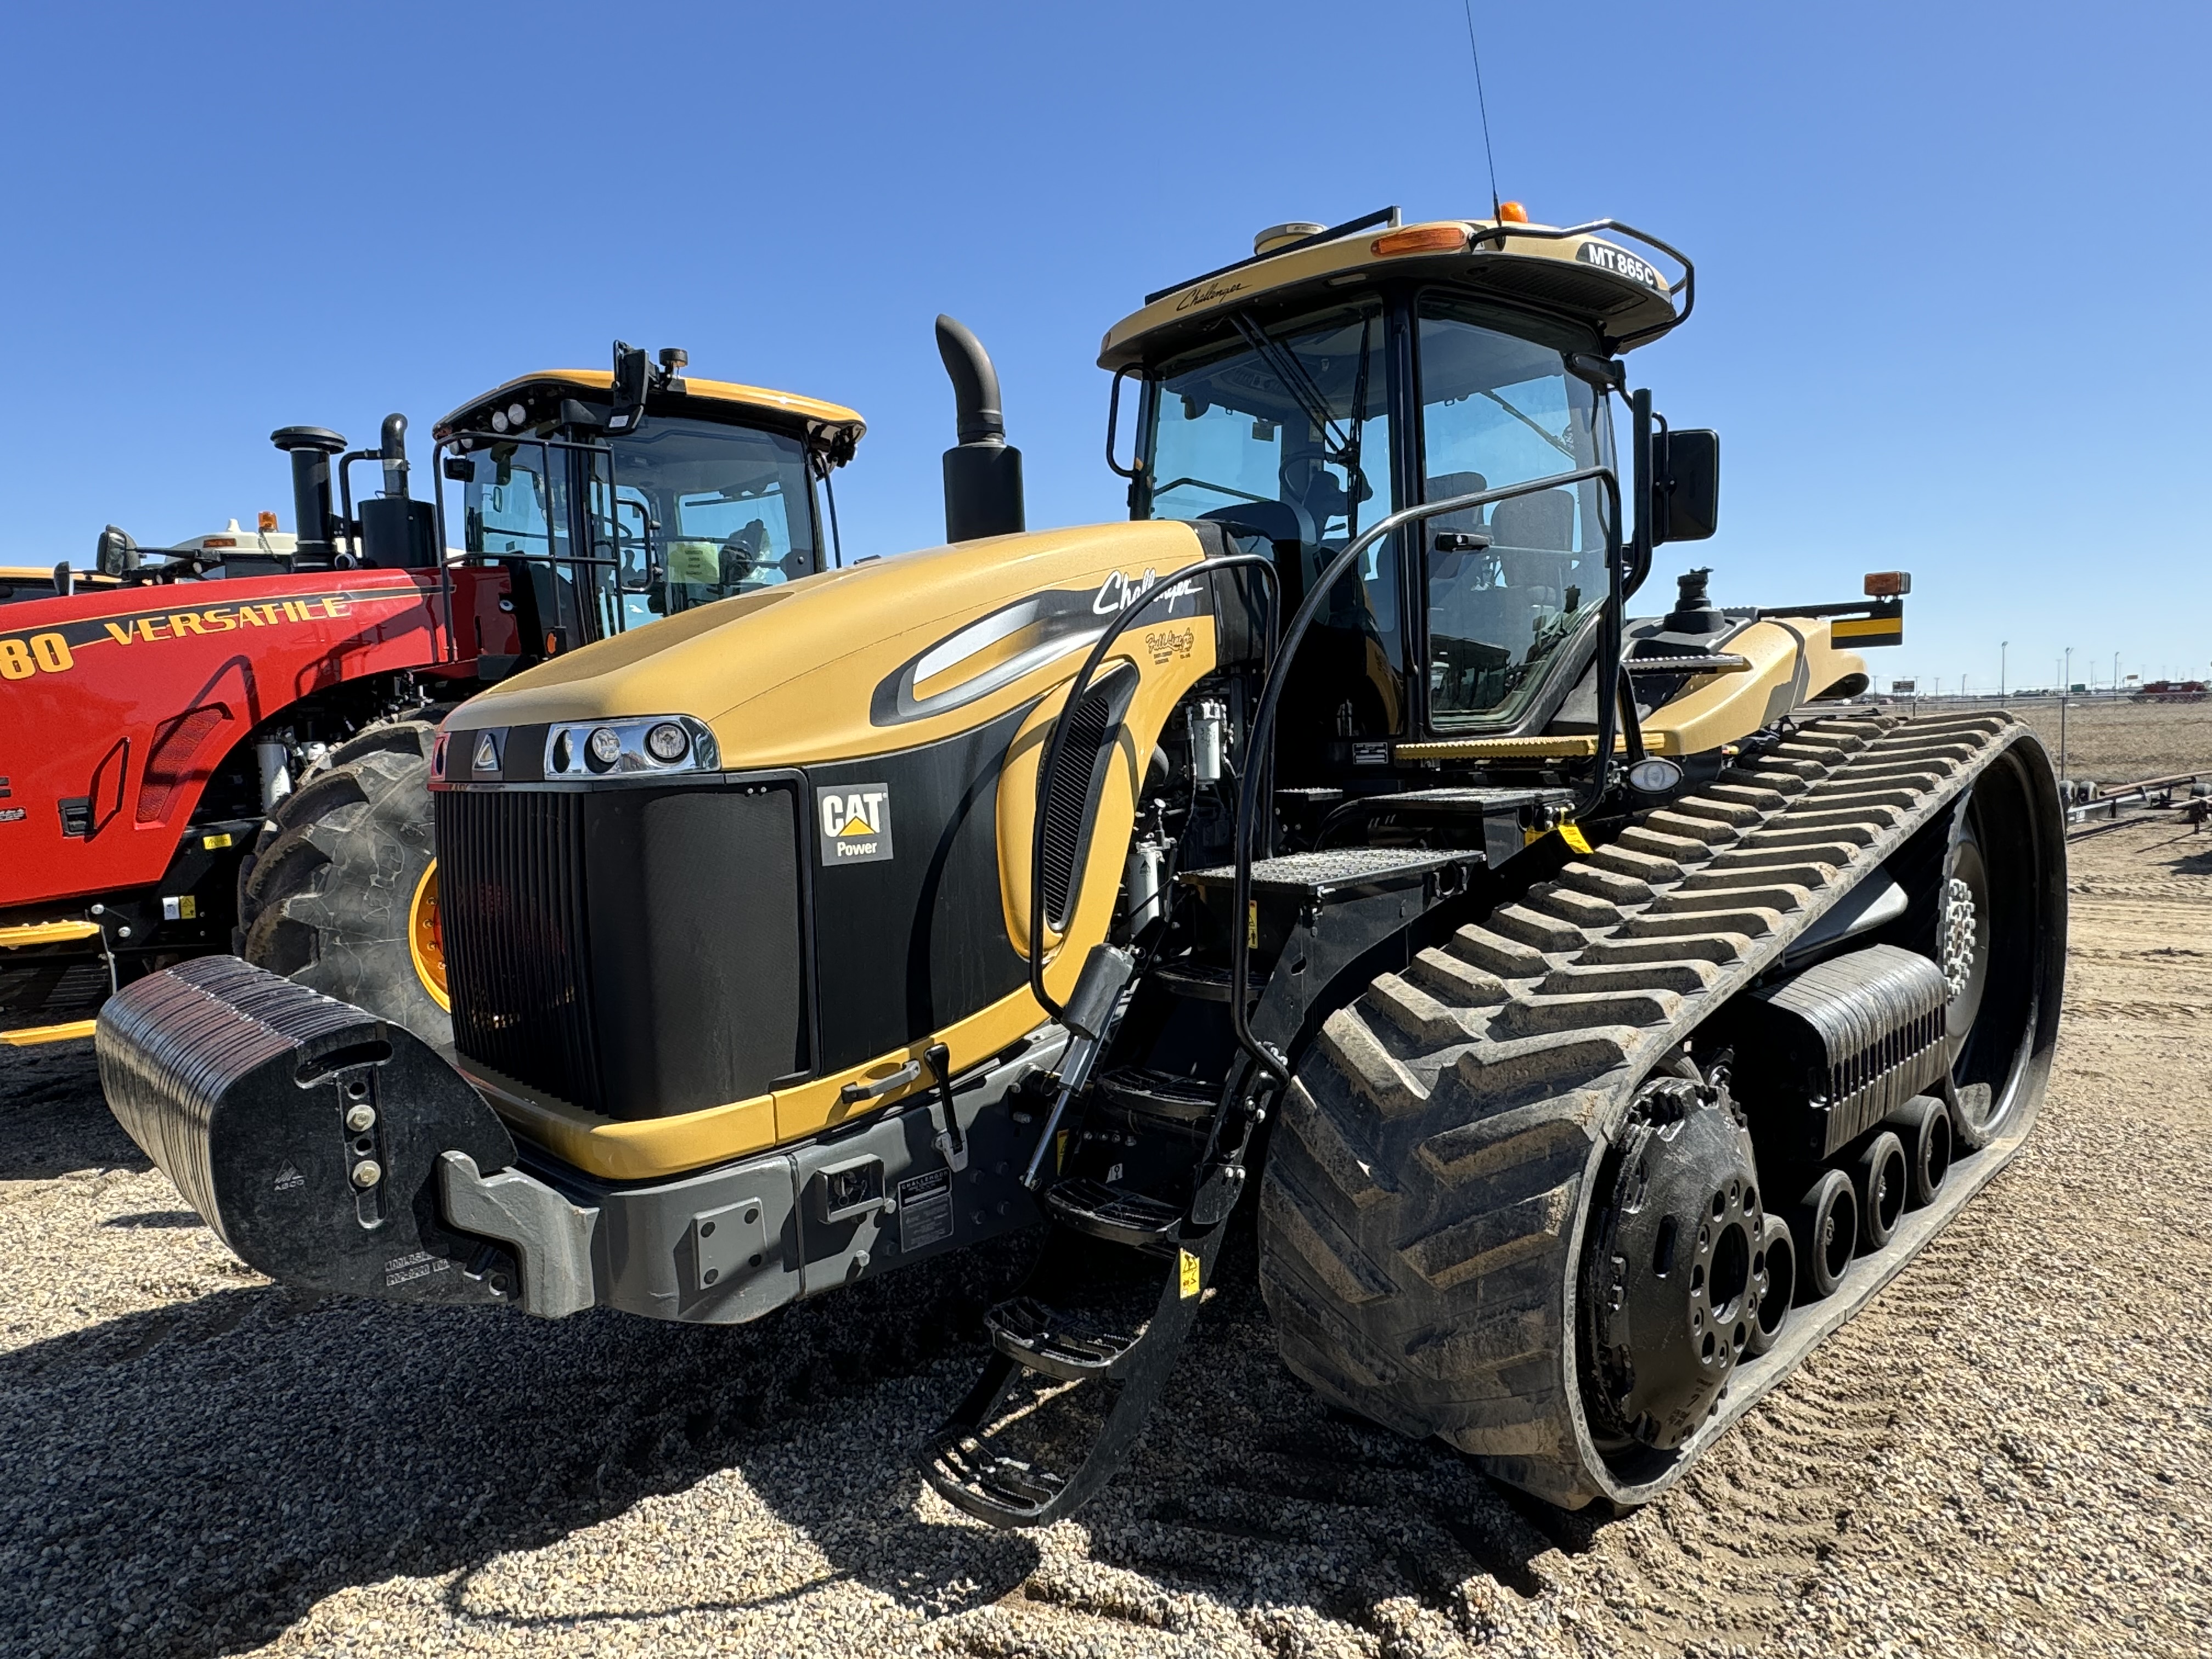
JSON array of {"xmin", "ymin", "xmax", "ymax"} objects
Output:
[{"xmin": 1, "ymin": 345, "xmax": 864, "ymax": 1051}]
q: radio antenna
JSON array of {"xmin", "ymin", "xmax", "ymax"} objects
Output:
[{"xmin": 1461, "ymin": 0, "xmax": 1502, "ymax": 218}]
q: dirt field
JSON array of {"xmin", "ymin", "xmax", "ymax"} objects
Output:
[
  {"xmin": 4, "ymin": 815, "xmax": 2209, "ymax": 1657},
  {"xmin": 1917, "ymin": 697, "xmax": 2212, "ymax": 787}
]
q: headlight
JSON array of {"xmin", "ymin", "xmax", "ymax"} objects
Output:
[
  {"xmin": 541, "ymin": 715, "xmax": 720, "ymax": 779},
  {"xmin": 645, "ymin": 722, "xmax": 690, "ymax": 764}
]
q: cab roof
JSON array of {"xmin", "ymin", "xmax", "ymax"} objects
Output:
[
  {"xmin": 1099, "ymin": 211, "xmax": 1685, "ymax": 371},
  {"xmin": 437, "ymin": 370, "xmax": 866, "ymax": 462}
]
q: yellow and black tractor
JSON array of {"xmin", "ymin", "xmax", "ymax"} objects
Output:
[
  {"xmin": 95, "ymin": 207, "xmax": 2064, "ymax": 1525},
  {"xmin": 232, "ymin": 346, "xmax": 865, "ymax": 1048}
]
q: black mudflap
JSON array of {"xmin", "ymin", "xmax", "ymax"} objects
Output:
[{"xmin": 96, "ymin": 955, "xmax": 519, "ymax": 1306}]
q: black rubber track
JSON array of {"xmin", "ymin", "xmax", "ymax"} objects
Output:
[
  {"xmin": 237, "ymin": 718, "xmax": 449, "ymax": 1049},
  {"xmin": 1256, "ymin": 710, "xmax": 2066, "ymax": 1510}
]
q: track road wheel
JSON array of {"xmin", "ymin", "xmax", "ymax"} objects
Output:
[
  {"xmin": 239, "ymin": 730, "xmax": 450, "ymax": 1049},
  {"xmin": 1791, "ymin": 1169, "xmax": 1857, "ymax": 1301},
  {"xmin": 1886, "ymin": 1094, "xmax": 1951, "ymax": 1207},
  {"xmin": 1853, "ymin": 1131, "xmax": 1908, "ymax": 1250},
  {"xmin": 1745, "ymin": 1213, "xmax": 1794, "ymax": 1357},
  {"xmin": 1578, "ymin": 1076, "xmax": 1767, "ymax": 1453}
]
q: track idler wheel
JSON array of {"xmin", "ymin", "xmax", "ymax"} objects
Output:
[
  {"xmin": 1580, "ymin": 1076, "xmax": 1767, "ymax": 1452},
  {"xmin": 1791, "ymin": 1169, "xmax": 1857, "ymax": 1301},
  {"xmin": 1886, "ymin": 1094, "xmax": 1952, "ymax": 1207},
  {"xmin": 1745, "ymin": 1213, "xmax": 1795, "ymax": 1357},
  {"xmin": 1853, "ymin": 1131, "xmax": 1909, "ymax": 1250}
]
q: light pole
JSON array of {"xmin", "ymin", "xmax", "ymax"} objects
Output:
[
  {"xmin": 2000, "ymin": 640, "xmax": 2008, "ymax": 702},
  {"xmin": 2061, "ymin": 647, "xmax": 2073, "ymax": 786}
]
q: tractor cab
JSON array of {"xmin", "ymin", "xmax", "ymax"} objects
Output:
[
  {"xmin": 1103, "ymin": 208, "xmax": 1705, "ymax": 784},
  {"xmin": 434, "ymin": 345, "xmax": 865, "ymax": 662}
]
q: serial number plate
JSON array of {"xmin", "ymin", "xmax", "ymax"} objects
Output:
[
  {"xmin": 1577, "ymin": 241, "xmax": 1663, "ymax": 289},
  {"xmin": 898, "ymin": 1167, "xmax": 954, "ymax": 1253}
]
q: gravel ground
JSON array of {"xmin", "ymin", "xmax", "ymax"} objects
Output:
[{"xmin": 4, "ymin": 819, "xmax": 2210, "ymax": 1658}]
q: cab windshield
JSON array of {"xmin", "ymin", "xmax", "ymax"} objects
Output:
[
  {"xmin": 462, "ymin": 416, "xmax": 821, "ymax": 635},
  {"xmin": 607, "ymin": 417, "xmax": 821, "ymax": 617}
]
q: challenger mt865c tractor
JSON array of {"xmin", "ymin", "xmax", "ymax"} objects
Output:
[
  {"xmin": 2, "ymin": 347, "xmax": 863, "ymax": 1051},
  {"xmin": 97, "ymin": 208, "xmax": 2064, "ymax": 1527}
]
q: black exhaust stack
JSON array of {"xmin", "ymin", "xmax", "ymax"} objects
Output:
[
  {"xmin": 379, "ymin": 412, "xmax": 411, "ymax": 499},
  {"xmin": 936, "ymin": 315, "xmax": 1025, "ymax": 542},
  {"xmin": 358, "ymin": 414, "xmax": 438, "ymax": 569},
  {"xmin": 271, "ymin": 425, "xmax": 347, "ymax": 564}
]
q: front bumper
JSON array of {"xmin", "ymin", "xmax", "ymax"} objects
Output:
[{"xmin": 95, "ymin": 956, "xmax": 1057, "ymax": 1322}]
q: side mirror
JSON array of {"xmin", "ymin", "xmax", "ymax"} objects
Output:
[
  {"xmin": 1652, "ymin": 428, "xmax": 1719, "ymax": 544},
  {"xmin": 95, "ymin": 524, "xmax": 140, "ymax": 576},
  {"xmin": 608, "ymin": 340, "xmax": 651, "ymax": 433}
]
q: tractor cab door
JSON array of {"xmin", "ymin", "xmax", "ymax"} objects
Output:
[
  {"xmin": 1137, "ymin": 296, "xmax": 1404, "ymax": 778},
  {"xmin": 1409, "ymin": 300, "xmax": 1616, "ymax": 735},
  {"xmin": 460, "ymin": 437, "xmax": 606, "ymax": 656}
]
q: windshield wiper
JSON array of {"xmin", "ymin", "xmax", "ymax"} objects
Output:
[
  {"xmin": 1477, "ymin": 389, "xmax": 1577, "ymax": 459},
  {"xmin": 1229, "ymin": 312, "xmax": 1373, "ymax": 515}
]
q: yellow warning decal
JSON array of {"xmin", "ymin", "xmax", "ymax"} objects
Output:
[
  {"xmin": 1056, "ymin": 1128, "xmax": 1070, "ymax": 1171},
  {"xmin": 1178, "ymin": 1248, "xmax": 1201, "ymax": 1299},
  {"xmin": 1559, "ymin": 821, "xmax": 1593, "ymax": 854},
  {"xmin": 1246, "ymin": 902, "xmax": 1258, "ymax": 949},
  {"xmin": 202, "ymin": 832, "xmax": 234, "ymax": 850}
]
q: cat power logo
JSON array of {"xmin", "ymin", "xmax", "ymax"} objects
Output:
[{"xmin": 817, "ymin": 783, "xmax": 894, "ymax": 865}]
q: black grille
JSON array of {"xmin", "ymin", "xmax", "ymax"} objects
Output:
[
  {"xmin": 437, "ymin": 789, "xmax": 606, "ymax": 1113},
  {"xmin": 437, "ymin": 783, "xmax": 809, "ymax": 1122},
  {"xmin": 1037, "ymin": 668, "xmax": 1131, "ymax": 930}
]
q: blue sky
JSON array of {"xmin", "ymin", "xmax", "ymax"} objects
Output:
[{"xmin": 3, "ymin": 2, "xmax": 2205, "ymax": 692}]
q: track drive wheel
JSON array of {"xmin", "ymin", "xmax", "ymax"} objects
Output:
[
  {"xmin": 238, "ymin": 718, "xmax": 450, "ymax": 1048},
  {"xmin": 1577, "ymin": 1074, "xmax": 1767, "ymax": 1454}
]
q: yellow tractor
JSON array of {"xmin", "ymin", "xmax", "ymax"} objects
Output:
[
  {"xmin": 233, "ymin": 347, "xmax": 864, "ymax": 1048},
  {"xmin": 96, "ymin": 208, "xmax": 2064, "ymax": 1525}
]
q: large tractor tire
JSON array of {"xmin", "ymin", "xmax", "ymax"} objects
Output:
[
  {"xmin": 237, "ymin": 716, "xmax": 451, "ymax": 1049},
  {"xmin": 1256, "ymin": 712, "xmax": 2066, "ymax": 1511}
]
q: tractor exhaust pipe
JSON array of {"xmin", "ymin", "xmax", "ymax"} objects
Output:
[
  {"xmin": 380, "ymin": 412, "xmax": 411, "ymax": 499},
  {"xmin": 270, "ymin": 425, "xmax": 348, "ymax": 562},
  {"xmin": 936, "ymin": 315, "xmax": 1025, "ymax": 543}
]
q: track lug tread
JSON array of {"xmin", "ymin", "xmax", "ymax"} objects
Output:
[
  {"xmin": 1364, "ymin": 972, "xmax": 1482, "ymax": 1047},
  {"xmin": 1415, "ymin": 1098, "xmax": 1596, "ymax": 1184},
  {"xmin": 1403, "ymin": 1181, "xmax": 1578, "ymax": 1290},
  {"xmin": 1447, "ymin": 924, "xmax": 1550, "ymax": 980},
  {"xmin": 1281, "ymin": 1080, "xmax": 1396, "ymax": 1209},
  {"xmin": 1538, "ymin": 958, "xmax": 1718, "ymax": 996},
  {"xmin": 1405, "ymin": 946, "xmax": 1508, "ymax": 1007},
  {"xmin": 1316, "ymin": 1006, "xmax": 1430, "ymax": 1115},
  {"xmin": 1581, "ymin": 931, "xmax": 1747, "ymax": 966},
  {"xmin": 1554, "ymin": 861, "xmax": 1655, "ymax": 906},
  {"xmin": 1644, "ymin": 809, "xmax": 1742, "ymax": 847},
  {"xmin": 1667, "ymin": 795, "xmax": 1767, "ymax": 828},
  {"xmin": 1490, "ymin": 988, "xmax": 1681, "ymax": 1039},
  {"xmin": 1524, "ymin": 884, "xmax": 1626, "ymax": 929},
  {"xmin": 1487, "ymin": 904, "xmax": 1589, "ymax": 954},
  {"xmin": 1583, "ymin": 844, "xmax": 1688, "ymax": 883}
]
